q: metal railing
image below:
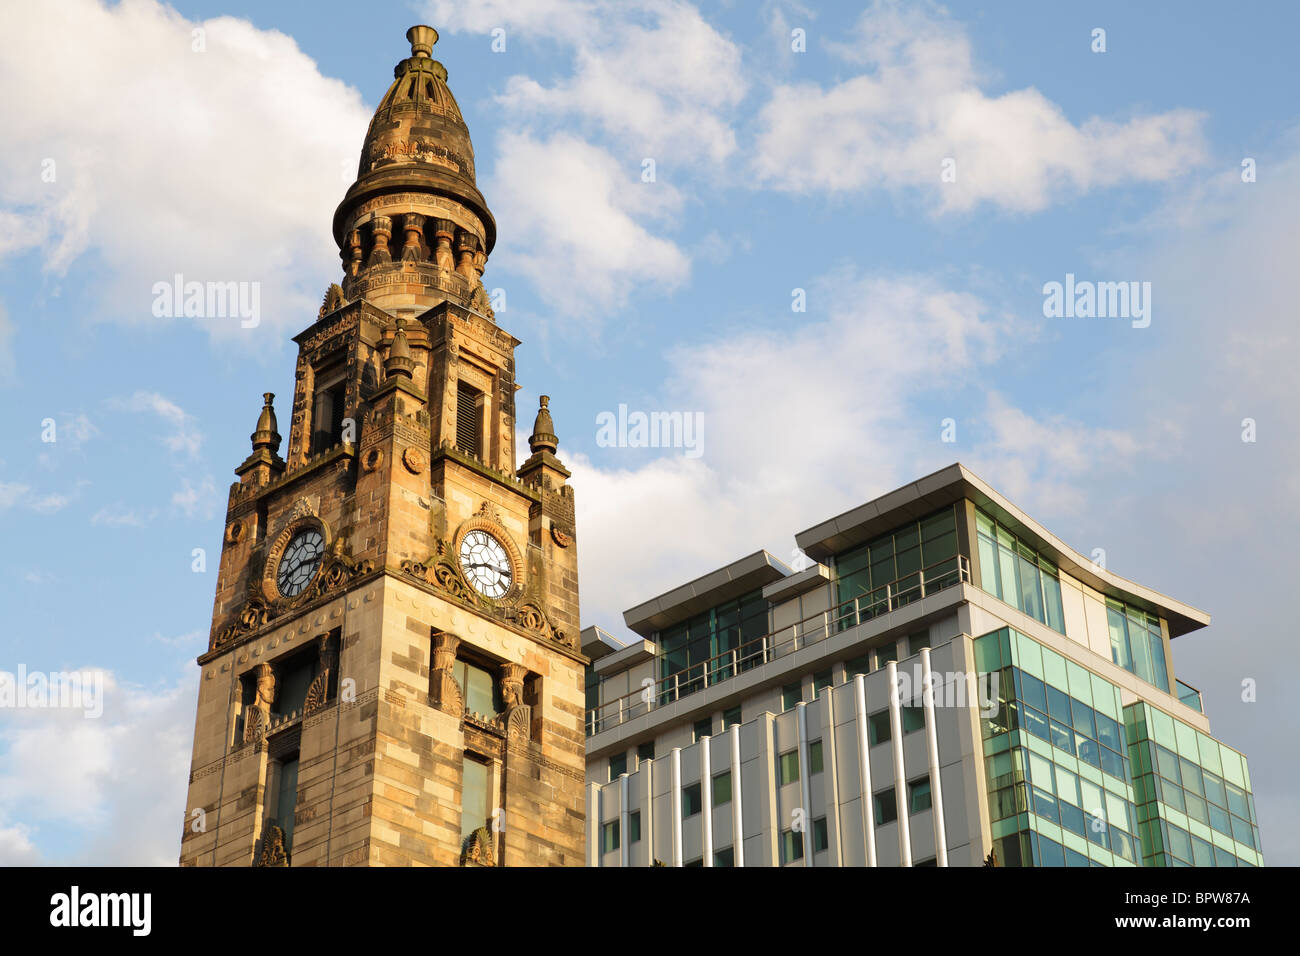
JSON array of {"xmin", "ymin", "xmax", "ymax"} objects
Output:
[
  {"xmin": 586, "ymin": 554, "xmax": 971, "ymax": 737},
  {"xmin": 1175, "ymin": 679, "xmax": 1203, "ymax": 714}
]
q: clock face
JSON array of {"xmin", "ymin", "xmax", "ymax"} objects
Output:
[
  {"xmin": 277, "ymin": 528, "xmax": 325, "ymax": 597},
  {"xmin": 459, "ymin": 529, "xmax": 513, "ymax": 598}
]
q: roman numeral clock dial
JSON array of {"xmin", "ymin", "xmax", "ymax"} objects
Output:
[{"xmin": 458, "ymin": 529, "xmax": 513, "ymax": 599}]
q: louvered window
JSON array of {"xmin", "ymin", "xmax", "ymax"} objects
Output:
[{"xmin": 456, "ymin": 382, "xmax": 482, "ymax": 458}]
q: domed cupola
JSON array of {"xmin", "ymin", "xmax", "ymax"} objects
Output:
[{"xmin": 332, "ymin": 26, "xmax": 498, "ymax": 320}]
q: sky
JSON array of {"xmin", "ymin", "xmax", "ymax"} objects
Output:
[{"xmin": 0, "ymin": 0, "xmax": 1297, "ymax": 865}]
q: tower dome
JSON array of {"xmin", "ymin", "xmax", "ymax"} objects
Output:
[{"xmin": 332, "ymin": 26, "xmax": 497, "ymax": 319}]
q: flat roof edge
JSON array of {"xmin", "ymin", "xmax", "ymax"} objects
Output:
[{"xmin": 623, "ymin": 550, "xmax": 790, "ymax": 637}]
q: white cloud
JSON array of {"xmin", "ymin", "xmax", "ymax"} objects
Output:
[
  {"xmin": 0, "ymin": 0, "xmax": 371, "ymax": 338},
  {"xmin": 0, "ymin": 666, "xmax": 196, "ymax": 865},
  {"xmin": 573, "ymin": 270, "xmax": 1024, "ymax": 628},
  {"xmin": 427, "ymin": 0, "xmax": 745, "ymax": 164},
  {"xmin": 751, "ymin": 1, "xmax": 1207, "ymax": 212},
  {"xmin": 963, "ymin": 391, "xmax": 1146, "ymax": 517},
  {"xmin": 0, "ymin": 302, "xmax": 13, "ymax": 384},
  {"xmin": 489, "ymin": 131, "xmax": 690, "ymax": 317},
  {"xmin": 91, "ymin": 505, "xmax": 153, "ymax": 528},
  {"xmin": 171, "ymin": 476, "xmax": 220, "ymax": 520},
  {"xmin": 108, "ymin": 390, "xmax": 202, "ymax": 458},
  {"xmin": 0, "ymin": 822, "xmax": 39, "ymax": 866},
  {"xmin": 0, "ymin": 480, "xmax": 79, "ymax": 515},
  {"xmin": 0, "ymin": 483, "xmax": 27, "ymax": 511},
  {"xmin": 426, "ymin": 0, "xmax": 742, "ymax": 315}
]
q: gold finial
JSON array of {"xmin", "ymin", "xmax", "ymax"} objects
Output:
[{"xmin": 406, "ymin": 25, "xmax": 438, "ymax": 58}]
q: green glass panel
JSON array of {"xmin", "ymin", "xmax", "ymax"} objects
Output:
[
  {"xmin": 998, "ymin": 545, "xmax": 1020, "ymax": 611},
  {"xmin": 777, "ymin": 751, "xmax": 800, "ymax": 786},
  {"xmin": 460, "ymin": 757, "xmax": 489, "ymax": 840},
  {"xmin": 1220, "ymin": 747, "xmax": 1245, "ymax": 788},
  {"xmin": 973, "ymin": 632, "xmax": 1001, "ymax": 673},
  {"xmin": 1055, "ymin": 766, "xmax": 1081, "ymax": 806},
  {"xmin": 602, "ymin": 821, "xmax": 619, "ymax": 853},
  {"xmin": 1017, "ymin": 555, "xmax": 1045, "ymax": 623},
  {"xmin": 1148, "ymin": 708, "xmax": 1176, "ymax": 749},
  {"xmin": 713, "ymin": 771, "xmax": 732, "ymax": 806},
  {"xmin": 1174, "ymin": 719, "xmax": 1199, "ymax": 758},
  {"xmin": 1041, "ymin": 646, "xmax": 1068, "ymax": 692},
  {"xmin": 978, "ymin": 537, "xmax": 1000, "ymax": 597},
  {"xmin": 1197, "ymin": 732, "xmax": 1223, "ymax": 775},
  {"xmin": 1066, "ymin": 661, "xmax": 1093, "ymax": 706},
  {"xmin": 1043, "ymin": 575, "xmax": 1065, "ymax": 634},
  {"xmin": 682, "ymin": 783, "xmax": 702, "ymax": 817},
  {"xmin": 1148, "ymin": 631, "xmax": 1169, "ymax": 692},
  {"xmin": 868, "ymin": 711, "xmax": 891, "ymax": 746},
  {"xmin": 1107, "ymin": 607, "xmax": 1132, "ymax": 672},
  {"xmin": 1016, "ymin": 631, "xmax": 1043, "ymax": 679}
]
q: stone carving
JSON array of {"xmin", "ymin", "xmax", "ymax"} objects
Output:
[
  {"xmin": 400, "ymin": 555, "xmax": 473, "ymax": 602},
  {"xmin": 256, "ymin": 824, "xmax": 289, "ymax": 867},
  {"xmin": 497, "ymin": 662, "xmax": 532, "ymax": 742},
  {"xmin": 550, "ymin": 526, "xmax": 572, "ymax": 548},
  {"xmin": 400, "ymin": 213, "xmax": 425, "ymax": 262},
  {"xmin": 362, "ymin": 447, "xmax": 383, "ymax": 472},
  {"xmin": 505, "ymin": 705, "xmax": 532, "ymax": 743},
  {"xmin": 460, "ymin": 826, "xmax": 494, "ymax": 866},
  {"xmin": 511, "ymin": 602, "xmax": 571, "ymax": 648},
  {"xmin": 216, "ymin": 599, "xmax": 271, "ymax": 648},
  {"xmin": 288, "ymin": 498, "xmax": 317, "ymax": 522},
  {"xmin": 243, "ymin": 663, "xmax": 276, "ymax": 744},
  {"xmin": 318, "ymin": 283, "xmax": 345, "ymax": 318},
  {"xmin": 306, "ymin": 541, "xmax": 375, "ymax": 602},
  {"xmin": 402, "ymin": 447, "xmax": 426, "ymax": 474},
  {"xmin": 430, "ymin": 631, "xmax": 463, "ymax": 717},
  {"xmin": 368, "ymin": 216, "xmax": 393, "ymax": 267},
  {"xmin": 500, "ymin": 662, "xmax": 525, "ymax": 708},
  {"xmin": 304, "ymin": 635, "xmax": 337, "ymax": 716},
  {"xmin": 469, "ymin": 280, "xmax": 495, "ymax": 319}
]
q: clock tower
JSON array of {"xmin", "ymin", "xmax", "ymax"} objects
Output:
[{"xmin": 179, "ymin": 26, "xmax": 586, "ymax": 867}]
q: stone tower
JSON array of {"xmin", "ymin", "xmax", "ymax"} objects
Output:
[{"xmin": 179, "ymin": 26, "xmax": 585, "ymax": 867}]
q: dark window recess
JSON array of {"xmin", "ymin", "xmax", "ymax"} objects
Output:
[
  {"xmin": 456, "ymin": 382, "xmax": 483, "ymax": 457},
  {"xmin": 272, "ymin": 754, "xmax": 300, "ymax": 857},
  {"xmin": 274, "ymin": 649, "xmax": 319, "ymax": 719},
  {"xmin": 311, "ymin": 367, "xmax": 347, "ymax": 455}
]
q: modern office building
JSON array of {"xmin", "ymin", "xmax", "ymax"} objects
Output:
[
  {"xmin": 582, "ymin": 463, "xmax": 1263, "ymax": 867},
  {"xmin": 179, "ymin": 26, "xmax": 586, "ymax": 867}
]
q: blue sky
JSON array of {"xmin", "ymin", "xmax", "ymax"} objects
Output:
[{"xmin": 1, "ymin": 0, "xmax": 1297, "ymax": 865}]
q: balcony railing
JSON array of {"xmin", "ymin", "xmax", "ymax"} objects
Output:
[
  {"xmin": 1175, "ymin": 679, "xmax": 1203, "ymax": 714},
  {"xmin": 586, "ymin": 554, "xmax": 971, "ymax": 737}
]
